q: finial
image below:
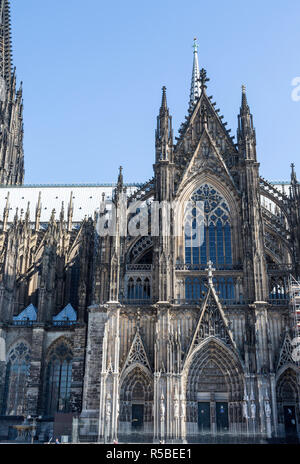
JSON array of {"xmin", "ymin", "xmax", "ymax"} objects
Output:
[
  {"xmin": 25, "ymin": 202, "xmax": 30, "ymax": 223},
  {"xmin": 60, "ymin": 201, "xmax": 65, "ymax": 222},
  {"xmin": 118, "ymin": 165, "xmax": 123, "ymax": 185},
  {"xmin": 160, "ymin": 86, "xmax": 167, "ymax": 111},
  {"xmin": 241, "ymin": 84, "xmax": 249, "ymax": 111},
  {"xmin": 205, "ymin": 260, "xmax": 215, "ymax": 286},
  {"xmin": 199, "ymin": 68, "xmax": 209, "ymax": 90},
  {"xmin": 136, "ymin": 309, "xmax": 141, "ymax": 331},
  {"xmin": 291, "ymin": 163, "xmax": 297, "ymax": 183},
  {"xmin": 193, "ymin": 37, "xmax": 198, "ymax": 53}
]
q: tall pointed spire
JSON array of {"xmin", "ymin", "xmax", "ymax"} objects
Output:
[
  {"xmin": 189, "ymin": 38, "xmax": 201, "ymax": 111},
  {"xmin": 0, "ymin": 0, "xmax": 12, "ymax": 87},
  {"xmin": 0, "ymin": 0, "xmax": 24, "ymax": 186}
]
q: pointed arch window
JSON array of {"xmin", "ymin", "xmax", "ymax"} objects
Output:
[
  {"xmin": 44, "ymin": 341, "xmax": 73, "ymax": 416},
  {"xmin": 184, "ymin": 184, "xmax": 233, "ymax": 267},
  {"xmin": 127, "ymin": 277, "xmax": 151, "ymax": 301},
  {"xmin": 185, "ymin": 276, "xmax": 236, "ymax": 302},
  {"xmin": 128, "ymin": 278, "xmax": 135, "ymax": 299},
  {"xmin": 2, "ymin": 342, "xmax": 31, "ymax": 416}
]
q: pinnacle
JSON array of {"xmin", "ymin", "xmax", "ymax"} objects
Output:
[
  {"xmin": 199, "ymin": 68, "xmax": 209, "ymax": 90},
  {"xmin": 241, "ymin": 84, "xmax": 250, "ymax": 113},
  {"xmin": 160, "ymin": 86, "xmax": 168, "ymax": 113}
]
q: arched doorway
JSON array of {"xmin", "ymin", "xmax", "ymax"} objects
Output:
[
  {"xmin": 119, "ymin": 365, "xmax": 153, "ymax": 441},
  {"xmin": 276, "ymin": 367, "xmax": 299, "ymax": 440},
  {"xmin": 185, "ymin": 338, "xmax": 244, "ymax": 437}
]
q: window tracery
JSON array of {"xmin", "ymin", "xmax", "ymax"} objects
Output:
[
  {"xmin": 3, "ymin": 342, "xmax": 31, "ymax": 415},
  {"xmin": 184, "ymin": 184, "xmax": 232, "ymax": 266},
  {"xmin": 44, "ymin": 340, "xmax": 73, "ymax": 416}
]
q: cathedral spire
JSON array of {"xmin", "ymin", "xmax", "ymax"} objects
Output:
[
  {"xmin": 0, "ymin": 0, "xmax": 13, "ymax": 87},
  {"xmin": 189, "ymin": 38, "xmax": 201, "ymax": 110},
  {"xmin": 0, "ymin": 0, "xmax": 24, "ymax": 186}
]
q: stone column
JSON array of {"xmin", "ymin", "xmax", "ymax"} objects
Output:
[{"xmin": 81, "ymin": 305, "xmax": 107, "ymax": 426}]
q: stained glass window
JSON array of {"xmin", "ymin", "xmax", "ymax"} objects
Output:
[
  {"xmin": 127, "ymin": 277, "xmax": 151, "ymax": 300},
  {"xmin": 3, "ymin": 342, "xmax": 31, "ymax": 416},
  {"xmin": 44, "ymin": 341, "xmax": 73, "ymax": 416},
  {"xmin": 184, "ymin": 184, "xmax": 232, "ymax": 266}
]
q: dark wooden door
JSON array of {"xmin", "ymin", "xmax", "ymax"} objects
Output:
[
  {"xmin": 216, "ymin": 402, "xmax": 229, "ymax": 432},
  {"xmin": 132, "ymin": 404, "xmax": 144, "ymax": 428},
  {"xmin": 198, "ymin": 402, "xmax": 211, "ymax": 432},
  {"xmin": 284, "ymin": 405, "xmax": 297, "ymax": 437}
]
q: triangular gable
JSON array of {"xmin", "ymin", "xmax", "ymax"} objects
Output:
[
  {"xmin": 13, "ymin": 304, "xmax": 37, "ymax": 321},
  {"xmin": 53, "ymin": 303, "xmax": 77, "ymax": 321},
  {"xmin": 179, "ymin": 127, "xmax": 237, "ymax": 191},
  {"xmin": 174, "ymin": 90, "xmax": 239, "ymax": 188},
  {"xmin": 276, "ymin": 331, "xmax": 298, "ymax": 371},
  {"xmin": 122, "ymin": 329, "xmax": 152, "ymax": 373},
  {"xmin": 188, "ymin": 91, "xmax": 237, "ymax": 150},
  {"xmin": 184, "ymin": 284, "xmax": 237, "ymax": 363}
]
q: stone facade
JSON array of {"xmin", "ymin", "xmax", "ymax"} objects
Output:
[{"xmin": 0, "ymin": 3, "xmax": 299, "ymax": 444}]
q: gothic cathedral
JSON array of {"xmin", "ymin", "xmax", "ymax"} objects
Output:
[{"xmin": 0, "ymin": 1, "xmax": 299, "ymax": 443}]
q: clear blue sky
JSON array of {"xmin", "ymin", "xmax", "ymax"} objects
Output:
[{"xmin": 10, "ymin": 0, "xmax": 300, "ymax": 185}]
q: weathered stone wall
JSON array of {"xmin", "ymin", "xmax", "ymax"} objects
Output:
[{"xmin": 81, "ymin": 307, "xmax": 107, "ymax": 415}]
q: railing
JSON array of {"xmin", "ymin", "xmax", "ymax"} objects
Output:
[
  {"xmin": 11, "ymin": 320, "xmax": 79, "ymax": 327},
  {"xmin": 115, "ymin": 298, "xmax": 290, "ymax": 307},
  {"xmin": 268, "ymin": 298, "xmax": 290, "ymax": 306},
  {"xmin": 121, "ymin": 299, "xmax": 153, "ymax": 305},
  {"xmin": 126, "ymin": 264, "xmax": 153, "ymax": 271},
  {"xmin": 175, "ymin": 264, "xmax": 243, "ymax": 271},
  {"xmin": 52, "ymin": 321, "xmax": 78, "ymax": 327},
  {"xmin": 12, "ymin": 320, "xmax": 37, "ymax": 327},
  {"xmin": 172, "ymin": 298, "xmax": 252, "ymax": 306}
]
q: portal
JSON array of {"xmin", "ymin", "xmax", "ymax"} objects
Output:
[{"xmin": 198, "ymin": 402, "xmax": 211, "ymax": 432}]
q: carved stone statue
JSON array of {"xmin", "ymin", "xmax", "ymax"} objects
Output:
[
  {"xmin": 242, "ymin": 401, "xmax": 249, "ymax": 419},
  {"xmin": 264, "ymin": 400, "xmax": 271, "ymax": 418},
  {"xmin": 250, "ymin": 401, "xmax": 256, "ymax": 420}
]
